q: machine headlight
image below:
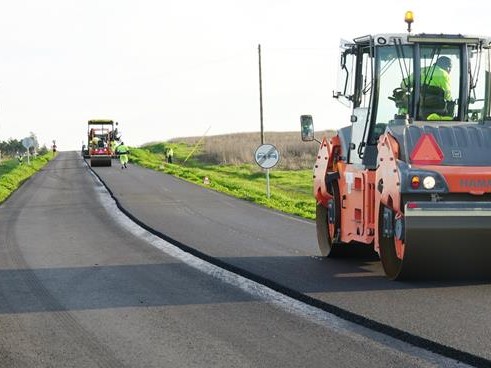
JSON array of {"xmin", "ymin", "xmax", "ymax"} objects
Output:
[{"xmin": 422, "ymin": 176, "xmax": 436, "ymax": 190}]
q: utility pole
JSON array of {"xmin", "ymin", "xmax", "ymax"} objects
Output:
[{"xmin": 258, "ymin": 44, "xmax": 264, "ymax": 145}]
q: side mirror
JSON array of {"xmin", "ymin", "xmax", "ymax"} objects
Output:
[{"xmin": 300, "ymin": 115, "xmax": 314, "ymax": 142}]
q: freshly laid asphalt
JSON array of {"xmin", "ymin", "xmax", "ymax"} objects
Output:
[
  {"xmin": 93, "ymin": 152, "xmax": 491, "ymax": 365},
  {"xmin": 0, "ymin": 151, "xmax": 488, "ymax": 367}
]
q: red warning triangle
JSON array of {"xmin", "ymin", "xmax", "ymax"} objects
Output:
[{"xmin": 410, "ymin": 133, "xmax": 444, "ymax": 165}]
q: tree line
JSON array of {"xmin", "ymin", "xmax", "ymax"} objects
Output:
[{"xmin": 0, "ymin": 132, "xmax": 48, "ymax": 158}]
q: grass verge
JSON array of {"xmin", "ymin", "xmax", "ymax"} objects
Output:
[
  {"xmin": 0, "ymin": 153, "xmax": 55, "ymax": 204},
  {"xmin": 130, "ymin": 143, "xmax": 316, "ymax": 220}
]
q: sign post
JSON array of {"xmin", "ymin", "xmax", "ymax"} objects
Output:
[
  {"xmin": 21, "ymin": 137, "xmax": 34, "ymax": 165},
  {"xmin": 258, "ymin": 44, "xmax": 264, "ymax": 145},
  {"xmin": 254, "ymin": 144, "xmax": 280, "ymax": 198}
]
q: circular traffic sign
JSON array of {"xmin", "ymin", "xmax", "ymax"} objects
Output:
[
  {"xmin": 22, "ymin": 137, "xmax": 34, "ymax": 149},
  {"xmin": 254, "ymin": 144, "xmax": 280, "ymax": 169}
]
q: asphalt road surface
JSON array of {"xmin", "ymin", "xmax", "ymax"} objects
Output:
[{"xmin": 0, "ymin": 151, "xmax": 487, "ymax": 367}]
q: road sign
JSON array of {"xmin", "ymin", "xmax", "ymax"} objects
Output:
[
  {"xmin": 21, "ymin": 137, "xmax": 34, "ymax": 165},
  {"xmin": 22, "ymin": 137, "xmax": 34, "ymax": 149},
  {"xmin": 254, "ymin": 144, "xmax": 279, "ymax": 169}
]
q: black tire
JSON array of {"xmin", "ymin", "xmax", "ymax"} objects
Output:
[
  {"xmin": 378, "ymin": 204, "xmax": 404, "ymax": 280},
  {"xmin": 316, "ymin": 181, "xmax": 342, "ymax": 257}
]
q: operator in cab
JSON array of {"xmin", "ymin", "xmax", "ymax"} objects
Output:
[{"xmin": 401, "ymin": 56, "xmax": 454, "ymax": 121}]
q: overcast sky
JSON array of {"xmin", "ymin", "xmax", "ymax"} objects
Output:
[{"xmin": 0, "ymin": 0, "xmax": 488, "ymax": 150}]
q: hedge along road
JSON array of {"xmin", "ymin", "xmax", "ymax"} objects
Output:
[
  {"xmin": 90, "ymin": 151, "xmax": 491, "ymax": 367},
  {"xmin": 0, "ymin": 150, "xmax": 463, "ymax": 367}
]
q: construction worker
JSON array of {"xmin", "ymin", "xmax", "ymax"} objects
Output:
[
  {"xmin": 110, "ymin": 139, "xmax": 117, "ymax": 154},
  {"xmin": 91, "ymin": 136, "xmax": 100, "ymax": 148},
  {"xmin": 17, "ymin": 152, "xmax": 23, "ymax": 165},
  {"xmin": 401, "ymin": 56, "xmax": 454, "ymax": 120},
  {"xmin": 116, "ymin": 142, "xmax": 129, "ymax": 169},
  {"xmin": 166, "ymin": 147, "xmax": 174, "ymax": 164}
]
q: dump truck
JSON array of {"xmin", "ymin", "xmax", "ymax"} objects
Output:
[
  {"xmin": 85, "ymin": 119, "xmax": 118, "ymax": 167},
  {"xmin": 301, "ymin": 12, "xmax": 491, "ymax": 279}
]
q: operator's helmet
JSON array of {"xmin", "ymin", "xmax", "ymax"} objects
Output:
[{"xmin": 436, "ymin": 56, "xmax": 452, "ymax": 71}]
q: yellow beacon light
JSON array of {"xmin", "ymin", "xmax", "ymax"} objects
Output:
[{"xmin": 405, "ymin": 11, "xmax": 414, "ymax": 33}]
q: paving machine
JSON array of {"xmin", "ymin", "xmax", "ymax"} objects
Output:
[
  {"xmin": 85, "ymin": 119, "xmax": 118, "ymax": 167},
  {"xmin": 301, "ymin": 12, "xmax": 491, "ymax": 279}
]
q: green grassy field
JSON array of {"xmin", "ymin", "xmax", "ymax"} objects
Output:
[
  {"xmin": 130, "ymin": 141, "xmax": 316, "ymax": 220},
  {"xmin": 0, "ymin": 153, "xmax": 55, "ymax": 204}
]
